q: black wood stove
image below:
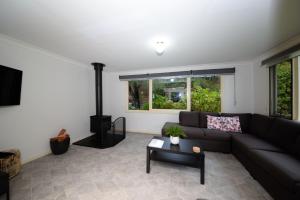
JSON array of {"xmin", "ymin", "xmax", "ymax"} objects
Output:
[{"xmin": 73, "ymin": 63, "xmax": 126, "ymax": 149}]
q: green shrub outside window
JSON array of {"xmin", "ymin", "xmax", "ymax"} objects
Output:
[
  {"xmin": 152, "ymin": 78, "xmax": 187, "ymax": 109},
  {"xmin": 191, "ymin": 76, "xmax": 221, "ymax": 112}
]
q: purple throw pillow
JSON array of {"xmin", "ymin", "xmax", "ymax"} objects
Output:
[
  {"xmin": 207, "ymin": 115, "xmax": 223, "ymax": 130},
  {"xmin": 221, "ymin": 116, "xmax": 241, "ymax": 132},
  {"xmin": 207, "ymin": 115, "xmax": 242, "ymax": 132}
]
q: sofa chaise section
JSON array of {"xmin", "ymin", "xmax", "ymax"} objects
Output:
[{"xmin": 162, "ymin": 111, "xmax": 300, "ymax": 200}]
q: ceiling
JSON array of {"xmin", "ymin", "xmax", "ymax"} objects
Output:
[{"xmin": 0, "ymin": 0, "xmax": 299, "ymax": 71}]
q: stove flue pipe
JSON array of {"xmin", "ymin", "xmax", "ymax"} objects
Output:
[{"xmin": 91, "ymin": 62, "xmax": 105, "ymax": 117}]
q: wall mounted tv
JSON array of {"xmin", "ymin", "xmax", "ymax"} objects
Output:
[{"xmin": 0, "ymin": 65, "xmax": 23, "ymax": 106}]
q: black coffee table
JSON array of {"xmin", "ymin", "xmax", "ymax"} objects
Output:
[{"xmin": 146, "ymin": 136, "xmax": 205, "ymax": 184}]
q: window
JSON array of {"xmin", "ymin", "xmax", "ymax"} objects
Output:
[
  {"xmin": 152, "ymin": 78, "xmax": 187, "ymax": 109},
  {"xmin": 128, "ymin": 80, "xmax": 149, "ymax": 110},
  {"xmin": 270, "ymin": 60, "xmax": 293, "ymax": 119},
  {"xmin": 126, "ymin": 73, "xmax": 230, "ymax": 112},
  {"xmin": 191, "ymin": 76, "xmax": 221, "ymax": 112}
]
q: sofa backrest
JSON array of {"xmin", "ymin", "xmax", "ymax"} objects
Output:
[
  {"xmin": 220, "ymin": 113, "xmax": 252, "ymax": 133},
  {"xmin": 296, "ymin": 137, "xmax": 300, "ymax": 160},
  {"xmin": 249, "ymin": 114, "xmax": 274, "ymax": 139},
  {"xmin": 268, "ymin": 117, "xmax": 300, "ymax": 157},
  {"xmin": 179, "ymin": 111, "xmax": 251, "ymax": 131},
  {"xmin": 179, "ymin": 111, "xmax": 200, "ymax": 127}
]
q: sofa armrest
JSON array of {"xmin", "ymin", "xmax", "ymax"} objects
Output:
[{"xmin": 161, "ymin": 122, "xmax": 180, "ymax": 136}]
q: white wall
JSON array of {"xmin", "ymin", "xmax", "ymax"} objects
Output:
[
  {"xmin": 0, "ymin": 35, "xmax": 94, "ymax": 163},
  {"xmin": 103, "ymin": 62, "xmax": 254, "ymax": 134},
  {"xmin": 253, "ymin": 34, "xmax": 300, "ymax": 115}
]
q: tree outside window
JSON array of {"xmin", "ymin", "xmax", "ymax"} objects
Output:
[
  {"xmin": 270, "ymin": 61, "xmax": 293, "ymax": 119},
  {"xmin": 276, "ymin": 61, "xmax": 292, "ymax": 118},
  {"xmin": 191, "ymin": 76, "xmax": 221, "ymax": 112},
  {"xmin": 128, "ymin": 80, "xmax": 149, "ymax": 110}
]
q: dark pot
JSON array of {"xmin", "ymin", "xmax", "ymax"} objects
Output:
[{"xmin": 50, "ymin": 137, "xmax": 70, "ymax": 155}]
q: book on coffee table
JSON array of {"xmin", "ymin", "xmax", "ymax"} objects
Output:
[{"xmin": 148, "ymin": 139, "xmax": 164, "ymax": 148}]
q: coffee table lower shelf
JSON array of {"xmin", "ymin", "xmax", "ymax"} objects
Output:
[{"xmin": 146, "ymin": 150, "xmax": 205, "ymax": 184}]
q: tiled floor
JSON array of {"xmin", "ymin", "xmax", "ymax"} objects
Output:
[{"xmin": 1, "ymin": 133, "xmax": 273, "ymax": 200}]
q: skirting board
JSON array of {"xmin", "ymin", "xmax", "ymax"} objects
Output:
[
  {"xmin": 126, "ymin": 129, "xmax": 160, "ymax": 135},
  {"xmin": 22, "ymin": 151, "xmax": 51, "ymax": 165},
  {"xmin": 22, "ymin": 133, "xmax": 94, "ymax": 164},
  {"xmin": 21, "ymin": 132, "xmax": 155, "ymax": 164}
]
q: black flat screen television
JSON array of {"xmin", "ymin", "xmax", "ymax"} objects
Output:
[{"xmin": 0, "ymin": 65, "xmax": 23, "ymax": 106}]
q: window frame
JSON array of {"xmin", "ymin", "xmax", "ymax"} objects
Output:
[
  {"xmin": 292, "ymin": 57, "xmax": 300, "ymax": 120},
  {"xmin": 126, "ymin": 76, "xmax": 223, "ymax": 114}
]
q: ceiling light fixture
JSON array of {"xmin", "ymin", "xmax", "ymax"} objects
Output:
[{"xmin": 155, "ymin": 41, "xmax": 166, "ymax": 55}]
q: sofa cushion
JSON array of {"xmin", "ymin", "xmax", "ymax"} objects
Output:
[
  {"xmin": 181, "ymin": 126, "xmax": 205, "ymax": 139},
  {"xmin": 161, "ymin": 122, "xmax": 205, "ymax": 139},
  {"xmin": 221, "ymin": 113, "xmax": 251, "ymax": 133},
  {"xmin": 268, "ymin": 117, "xmax": 300, "ymax": 156},
  {"xmin": 231, "ymin": 134, "xmax": 284, "ymax": 152},
  {"xmin": 202, "ymin": 129, "xmax": 231, "ymax": 141},
  {"xmin": 162, "ymin": 122, "xmax": 230, "ymax": 141},
  {"xmin": 249, "ymin": 150, "xmax": 300, "ymax": 192},
  {"xmin": 179, "ymin": 111, "xmax": 200, "ymax": 127},
  {"xmin": 249, "ymin": 114, "xmax": 273, "ymax": 139},
  {"xmin": 199, "ymin": 112, "xmax": 220, "ymax": 128}
]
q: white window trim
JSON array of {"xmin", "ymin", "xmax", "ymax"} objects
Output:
[
  {"xmin": 220, "ymin": 76, "xmax": 224, "ymax": 113},
  {"xmin": 269, "ymin": 57, "xmax": 299, "ymax": 120}
]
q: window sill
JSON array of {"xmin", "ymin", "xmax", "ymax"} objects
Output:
[{"xmin": 126, "ymin": 109, "xmax": 189, "ymax": 114}]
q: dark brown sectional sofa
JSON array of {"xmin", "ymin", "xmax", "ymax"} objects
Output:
[{"xmin": 161, "ymin": 111, "xmax": 300, "ymax": 200}]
